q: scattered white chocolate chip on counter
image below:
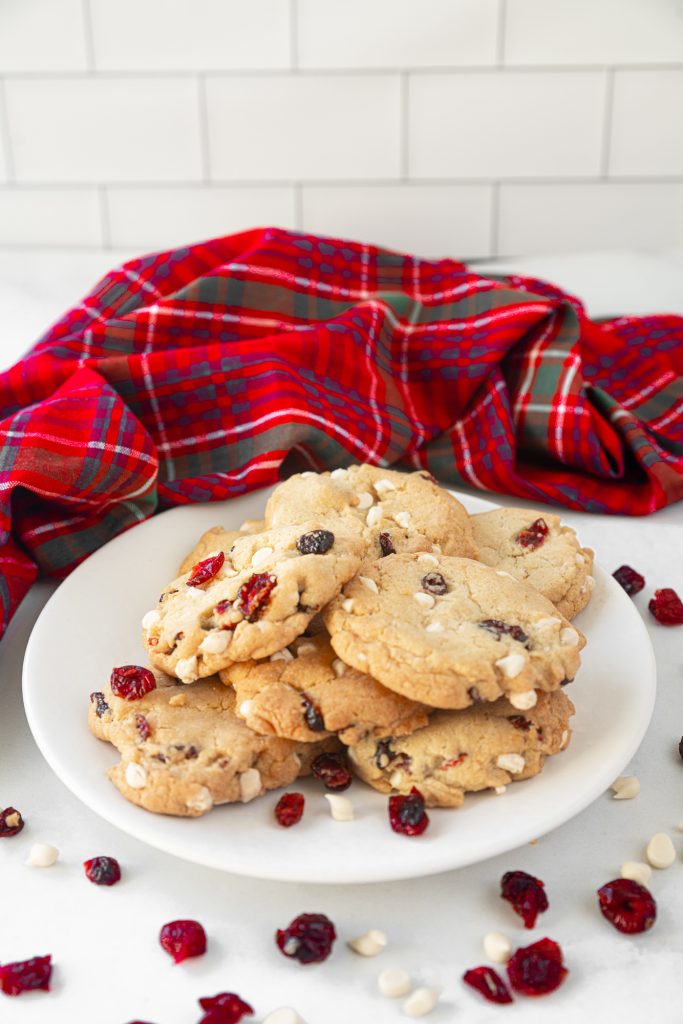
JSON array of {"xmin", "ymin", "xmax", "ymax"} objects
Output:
[
  {"xmin": 394, "ymin": 511, "xmax": 411, "ymax": 529},
  {"xmin": 141, "ymin": 609, "xmax": 161, "ymax": 630},
  {"xmin": 508, "ymin": 688, "xmax": 537, "ymax": 710},
  {"xmin": 263, "ymin": 1008, "xmax": 306, "ymax": 1024},
  {"xmin": 251, "ymin": 546, "xmax": 274, "ymax": 568},
  {"xmin": 483, "ymin": 931, "xmax": 513, "ymax": 964},
  {"xmin": 378, "ymin": 967, "xmax": 412, "ymax": 998},
  {"xmin": 356, "ymin": 492, "xmax": 374, "ymax": 510},
  {"xmin": 347, "ymin": 929, "xmax": 387, "ymax": 957},
  {"xmin": 199, "ymin": 630, "xmax": 231, "ymax": 655},
  {"xmin": 611, "ymin": 776, "xmax": 640, "ymax": 800},
  {"xmin": 646, "ymin": 832, "xmax": 676, "ymax": 869},
  {"xmin": 403, "ymin": 986, "xmax": 442, "ymax": 1018},
  {"xmin": 125, "ymin": 763, "xmax": 147, "ymax": 789},
  {"xmin": 26, "ymin": 843, "xmax": 59, "ymax": 868},
  {"xmin": 495, "ymin": 654, "xmax": 526, "ymax": 680},
  {"xmin": 414, "ymin": 592, "xmax": 435, "ymax": 609},
  {"xmin": 239, "ymin": 768, "xmax": 262, "ymax": 803},
  {"xmin": 359, "ymin": 576, "xmax": 379, "ymax": 594},
  {"xmin": 325, "ymin": 794, "xmax": 355, "ymax": 822},
  {"xmin": 332, "ymin": 658, "xmax": 347, "ymax": 677},
  {"xmin": 496, "ymin": 754, "xmax": 525, "ymax": 775},
  {"xmin": 620, "ymin": 861, "xmax": 653, "ymax": 886},
  {"xmin": 342, "ymin": 598, "xmax": 355, "ymax": 613}
]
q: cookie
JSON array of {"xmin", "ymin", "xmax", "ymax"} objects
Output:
[
  {"xmin": 220, "ymin": 631, "xmax": 430, "ymax": 746},
  {"xmin": 471, "ymin": 508, "xmax": 594, "ymax": 620},
  {"xmin": 178, "ymin": 520, "xmax": 264, "ymax": 575},
  {"xmin": 349, "ymin": 689, "xmax": 574, "ymax": 807},
  {"xmin": 88, "ymin": 673, "xmax": 337, "ymax": 816},
  {"xmin": 265, "ymin": 464, "xmax": 478, "ymax": 562},
  {"xmin": 323, "ymin": 553, "xmax": 584, "ymax": 710},
  {"xmin": 144, "ymin": 519, "xmax": 364, "ymax": 683}
]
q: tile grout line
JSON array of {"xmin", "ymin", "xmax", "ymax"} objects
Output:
[
  {"xmin": 289, "ymin": 0, "xmax": 299, "ymax": 71},
  {"xmin": 496, "ymin": 0, "xmax": 507, "ymax": 67},
  {"xmin": 197, "ymin": 75, "xmax": 211, "ymax": 182},
  {"xmin": 81, "ymin": 0, "xmax": 96, "ymax": 71},
  {"xmin": 600, "ymin": 67, "xmax": 616, "ymax": 178},
  {"xmin": 98, "ymin": 187, "xmax": 111, "ymax": 247},
  {"xmin": 0, "ymin": 79, "xmax": 15, "ymax": 182},
  {"xmin": 400, "ymin": 72, "xmax": 409, "ymax": 179}
]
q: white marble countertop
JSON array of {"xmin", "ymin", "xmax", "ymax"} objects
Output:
[{"xmin": 0, "ymin": 248, "xmax": 682, "ymax": 1024}]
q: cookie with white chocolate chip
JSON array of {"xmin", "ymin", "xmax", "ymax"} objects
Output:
[
  {"xmin": 471, "ymin": 507, "xmax": 594, "ymax": 620},
  {"xmin": 144, "ymin": 519, "xmax": 364, "ymax": 683},
  {"xmin": 349, "ymin": 689, "xmax": 574, "ymax": 807},
  {"xmin": 88, "ymin": 672, "xmax": 337, "ymax": 817},
  {"xmin": 177, "ymin": 520, "xmax": 265, "ymax": 576},
  {"xmin": 323, "ymin": 553, "xmax": 584, "ymax": 710},
  {"xmin": 264, "ymin": 464, "xmax": 478, "ymax": 563},
  {"xmin": 220, "ymin": 631, "xmax": 430, "ymax": 745}
]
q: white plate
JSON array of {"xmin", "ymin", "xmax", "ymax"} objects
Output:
[{"xmin": 23, "ymin": 487, "xmax": 656, "ymax": 884}]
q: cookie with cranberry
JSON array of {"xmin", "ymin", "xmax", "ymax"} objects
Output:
[
  {"xmin": 88, "ymin": 672, "xmax": 338, "ymax": 817},
  {"xmin": 323, "ymin": 553, "xmax": 584, "ymax": 710},
  {"xmin": 220, "ymin": 631, "xmax": 429, "ymax": 746},
  {"xmin": 178, "ymin": 520, "xmax": 265, "ymax": 576},
  {"xmin": 471, "ymin": 507, "xmax": 594, "ymax": 620},
  {"xmin": 349, "ymin": 689, "xmax": 574, "ymax": 807},
  {"xmin": 144, "ymin": 519, "xmax": 364, "ymax": 684},
  {"xmin": 264, "ymin": 464, "xmax": 478, "ymax": 562}
]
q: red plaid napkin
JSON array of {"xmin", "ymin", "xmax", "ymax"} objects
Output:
[{"xmin": 0, "ymin": 227, "xmax": 681, "ymax": 638}]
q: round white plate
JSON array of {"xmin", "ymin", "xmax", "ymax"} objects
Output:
[{"xmin": 23, "ymin": 487, "xmax": 656, "ymax": 884}]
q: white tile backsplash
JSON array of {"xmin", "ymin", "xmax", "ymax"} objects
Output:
[
  {"xmin": 504, "ymin": 0, "xmax": 683, "ymax": 66},
  {"xmin": 409, "ymin": 71, "xmax": 607, "ymax": 178},
  {"xmin": 297, "ymin": 0, "xmax": 498, "ymax": 69},
  {"xmin": 206, "ymin": 75, "xmax": 401, "ymax": 181},
  {"xmin": 0, "ymin": 1, "xmax": 681, "ymax": 255},
  {"xmin": 106, "ymin": 186, "xmax": 296, "ymax": 249}
]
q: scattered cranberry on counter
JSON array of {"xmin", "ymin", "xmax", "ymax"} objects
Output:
[
  {"xmin": 311, "ymin": 752, "xmax": 352, "ymax": 792},
  {"xmin": 500, "ymin": 870, "xmax": 549, "ymax": 929},
  {"xmin": 388, "ymin": 787, "xmax": 430, "ymax": 837},
  {"xmin": 0, "ymin": 956, "xmax": 52, "ymax": 997},
  {"xmin": 197, "ymin": 991, "xmax": 254, "ymax": 1023},
  {"xmin": 648, "ymin": 587, "xmax": 683, "ymax": 626},
  {"xmin": 83, "ymin": 856, "xmax": 122, "ymax": 886},
  {"xmin": 597, "ymin": 878, "xmax": 657, "ymax": 934},
  {"xmin": 187, "ymin": 552, "xmax": 225, "ymax": 588},
  {"xmin": 110, "ymin": 665, "xmax": 157, "ymax": 701},
  {"xmin": 612, "ymin": 565, "xmax": 645, "ymax": 596},
  {"xmin": 463, "ymin": 965, "xmax": 513, "ymax": 1004},
  {"xmin": 0, "ymin": 806, "xmax": 24, "ymax": 838},
  {"xmin": 518, "ymin": 518, "xmax": 549, "ymax": 549},
  {"xmin": 507, "ymin": 938, "xmax": 568, "ymax": 996},
  {"xmin": 276, "ymin": 913, "xmax": 337, "ymax": 964},
  {"xmin": 159, "ymin": 919, "xmax": 207, "ymax": 963},
  {"xmin": 274, "ymin": 793, "xmax": 305, "ymax": 828}
]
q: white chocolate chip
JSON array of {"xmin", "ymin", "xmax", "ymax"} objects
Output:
[
  {"xmin": 495, "ymin": 654, "xmax": 526, "ymax": 679},
  {"xmin": 342, "ymin": 598, "xmax": 355, "ymax": 613},
  {"xmin": 414, "ymin": 591, "xmax": 435, "ymax": 609},
  {"xmin": 378, "ymin": 967, "xmax": 412, "ymax": 998},
  {"xmin": 403, "ymin": 986, "xmax": 442, "ymax": 1018},
  {"xmin": 535, "ymin": 616, "xmax": 562, "ymax": 629},
  {"xmin": 646, "ymin": 832, "xmax": 676, "ymax": 869},
  {"xmin": 239, "ymin": 768, "xmax": 262, "ymax": 803},
  {"xmin": 347, "ymin": 929, "xmax": 387, "ymax": 957},
  {"xmin": 175, "ymin": 656, "xmax": 198, "ymax": 683},
  {"xmin": 496, "ymin": 570, "xmax": 514, "ymax": 579},
  {"xmin": 611, "ymin": 776, "xmax": 640, "ymax": 800},
  {"xmin": 575, "ymin": 553, "xmax": 586, "ymax": 565},
  {"xmin": 483, "ymin": 931, "xmax": 513, "ymax": 964},
  {"xmin": 425, "ymin": 622, "xmax": 444, "ymax": 633},
  {"xmin": 560, "ymin": 729, "xmax": 569, "ymax": 750},
  {"xmin": 431, "ymin": 543, "xmax": 442, "ymax": 554},
  {"xmin": 359, "ymin": 576, "xmax": 379, "ymax": 594},
  {"xmin": 494, "ymin": 785, "xmax": 507, "ymax": 795},
  {"xmin": 251, "ymin": 546, "xmax": 274, "ymax": 568},
  {"xmin": 297, "ymin": 643, "xmax": 316, "ymax": 656},
  {"xmin": 356, "ymin": 492, "xmax": 374, "ymax": 510},
  {"xmin": 300, "ymin": 472, "xmax": 315, "ymax": 478},
  {"xmin": 389, "ymin": 770, "xmax": 406, "ymax": 788},
  {"xmin": 394, "ymin": 511, "xmax": 411, "ymax": 529},
  {"xmin": 374, "ymin": 478, "xmax": 396, "ymax": 496},
  {"xmin": 270, "ymin": 648, "xmax": 294, "ymax": 663},
  {"xmin": 186, "ymin": 787, "xmax": 213, "ymax": 813},
  {"xmin": 330, "ymin": 468, "xmax": 348, "ymax": 480},
  {"xmin": 25, "ymin": 843, "xmax": 59, "ymax": 868},
  {"xmin": 325, "ymin": 794, "xmax": 355, "ymax": 822},
  {"xmin": 496, "ymin": 753, "xmax": 525, "ymax": 774},
  {"xmin": 621, "ymin": 861, "xmax": 652, "ymax": 886},
  {"xmin": 239, "ymin": 700, "xmax": 254, "ymax": 716},
  {"xmin": 332, "ymin": 658, "xmax": 347, "ymax": 677},
  {"xmin": 141, "ymin": 609, "xmax": 161, "ymax": 630},
  {"xmin": 418, "ymin": 553, "xmax": 439, "ymax": 567},
  {"xmin": 125, "ymin": 762, "xmax": 147, "ymax": 789},
  {"xmin": 508, "ymin": 688, "xmax": 537, "ymax": 709},
  {"xmin": 366, "ymin": 506, "xmax": 382, "ymax": 528},
  {"xmin": 560, "ymin": 627, "xmax": 580, "ymax": 646},
  {"xmin": 199, "ymin": 630, "xmax": 231, "ymax": 655},
  {"xmin": 169, "ymin": 692, "xmax": 187, "ymax": 707},
  {"xmin": 262, "ymin": 1010, "xmax": 306, "ymax": 1024}
]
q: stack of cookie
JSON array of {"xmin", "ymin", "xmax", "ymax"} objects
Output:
[{"xmin": 89, "ymin": 466, "xmax": 594, "ymax": 817}]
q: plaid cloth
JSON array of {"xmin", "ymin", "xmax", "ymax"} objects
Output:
[{"xmin": 0, "ymin": 227, "xmax": 681, "ymax": 638}]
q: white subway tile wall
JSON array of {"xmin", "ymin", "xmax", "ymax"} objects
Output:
[{"xmin": 0, "ymin": 0, "xmax": 681, "ymax": 257}]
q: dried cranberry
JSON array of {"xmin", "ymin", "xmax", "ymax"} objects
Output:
[
  {"xmin": 507, "ymin": 938, "xmax": 567, "ymax": 996},
  {"xmin": 84, "ymin": 856, "xmax": 121, "ymax": 886},
  {"xmin": 0, "ymin": 956, "xmax": 52, "ymax": 996},
  {"xmin": 649, "ymin": 588, "xmax": 683, "ymax": 626},
  {"xmin": 90, "ymin": 691, "xmax": 110, "ymax": 717},
  {"xmin": 198, "ymin": 992, "xmax": 254, "ymax": 1023},
  {"xmin": 0, "ymin": 807, "xmax": 24, "ymax": 838},
  {"xmin": 440, "ymin": 754, "xmax": 467, "ymax": 770},
  {"xmin": 296, "ymin": 530, "xmax": 335, "ymax": 555},
  {"xmin": 463, "ymin": 966, "xmax": 513, "ymax": 1004},
  {"xmin": 613, "ymin": 564, "xmax": 645, "ymax": 596},
  {"xmin": 421, "ymin": 571, "xmax": 448, "ymax": 596},
  {"xmin": 379, "ymin": 532, "xmax": 396, "ymax": 557},
  {"xmin": 237, "ymin": 573, "xmax": 277, "ymax": 621},
  {"xmin": 110, "ymin": 665, "xmax": 157, "ymax": 701},
  {"xmin": 276, "ymin": 913, "xmax": 337, "ymax": 964},
  {"xmin": 275, "ymin": 792, "xmax": 305, "ymax": 828},
  {"xmin": 311, "ymin": 752, "xmax": 352, "ymax": 791},
  {"xmin": 159, "ymin": 920, "xmax": 207, "ymax": 963},
  {"xmin": 187, "ymin": 552, "xmax": 225, "ymax": 587},
  {"xmin": 597, "ymin": 878, "xmax": 656, "ymax": 934},
  {"xmin": 479, "ymin": 620, "xmax": 529, "ymax": 647},
  {"xmin": 301, "ymin": 695, "xmax": 325, "ymax": 732},
  {"xmin": 508, "ymin": 715, "xmax": 531, "ymax": 732},
  {"xmin": 518, "ymin": 518, "xmax": 549, "ymax": 549},
  {"xmin": 135, "ymin": 713, "xmax": 151, "ymax": 740},
  {"xmin": 501, "ymin": 870, "xmax": 549, "ymax": 928},
  {"xmin": 388, "ymin": 787, "xmax": 429, "ymax": 836}
]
